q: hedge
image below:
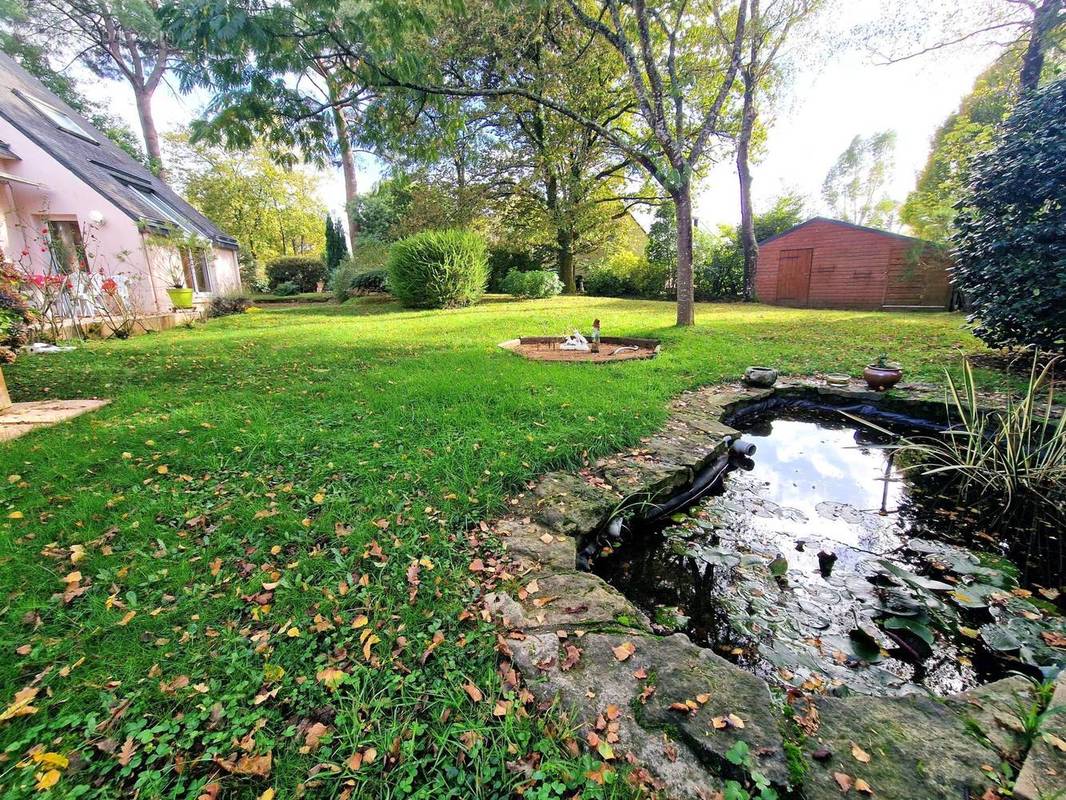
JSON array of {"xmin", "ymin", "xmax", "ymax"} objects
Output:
[{"xmin": 387, "ymin": 229, "xmax": 488, "ymax": 309}]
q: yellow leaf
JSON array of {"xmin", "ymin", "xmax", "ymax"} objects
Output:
[
  {"xmin": 263, "ymin": 664, "xmax": 285, "ymax": 683},
  {"xmin": 313, "ymin": 493, "xmax": 325, "ymax": 504},
  {"xmin": 32, "ymin": 752, "xmax": 68, "ymax": 769},
  {"xmin": 287, "ymin": 627, "xmax": 300, "ymax": 638},
  {"xmin": 611, "ymin": 642, "xmax": 636, "ymax": 662},
  {"xmin": 316, "ymin": 667, "xmax": 347, "ymax": 690},
  {"xmin": 117, "ymin": 611, "xmax": 136, "ymax": 626},
  {"xmin": 259, "ymin": 789, "xmax": 275, "ymax": 800},
  {"xmin": 362, "ymin": 634, "xmax": 381, "ymax": 661},
  {"xmin": 352, "ymin": 614, "xmax": 369, "ymax": 629},
  {"xmin": 156, "ymin": 465, "xmax": 169, "ymax": 475},
  {"xmin": 851, "ymin": 742, "xmax": 871, "ymax": 763},
  {"xmin": 35, "ymin": 769, "xmax": 61, "ymax": 790},
  {"xmin": 7, "ymin": 511, "xmax": 23, "ymax": 519},
  {"xmin": 0, "ymin": 686, "xmax": 39, "ymax": 722}
]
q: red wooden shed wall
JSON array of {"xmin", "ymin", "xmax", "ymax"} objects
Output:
[{"xmin": 754, "ymin": 219, "xmax": 951, "ymax": 311}]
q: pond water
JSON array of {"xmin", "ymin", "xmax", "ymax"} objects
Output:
[{"xmin": 594, "ymin": 407, "xmax": 1066, "ymax": 696}]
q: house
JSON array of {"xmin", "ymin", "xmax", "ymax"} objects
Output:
[
  {"xmin": 754, "ymin": 217, "xmax": 952, "ymax": 311},
  {"xmin": 0, "ymin": 52, "xmax": 240, "ymax": 324}
]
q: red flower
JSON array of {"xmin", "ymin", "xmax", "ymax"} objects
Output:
[{"xmin": 101, "ymin": 278, "xmax": 118, "ymax": 295}]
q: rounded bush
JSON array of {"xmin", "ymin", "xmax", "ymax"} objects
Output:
[
  {"xmin": 265, "ymin": 256, "xmax": 326, "ymax": 293},
  {"xmin": 332, "ymin": 244, "xmax": 392, "ymax": 301},
  {"xmin": 208, "ymin": 290, "xmax": 251, "ymax": 317},
  {"xmin": 387, "ymin": 229, "xmax": 488, "ymax": 309},
  {"xmin": 501, "ymin": 269, "xmax": 563, "ymax": 299},
  {"xmin": 272, "ymin": 281, "xmax": 299, "ymax": 297}
]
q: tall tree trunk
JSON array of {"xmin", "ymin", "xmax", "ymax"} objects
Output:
[
  {"xmin": 557, "ymin": 227, "xmax": 576, "ymax": 294},
  {"xmin": 737, "ymin": 72, "xmax": 758, "ymax": 301},
  {"xmin": 133, "ymin": 86, "xmax": 164, "ymax": 177},
  {"xmin": 332, "ymin": 106, "xmax": 359, "ymax": 245},
  {"xmin": 674, "ymin": 185, "xmax": 695, "ymax": 326},
  {"xmin": 1020, "ymin": 0, "xmax": 1060, "ymax": 92}
]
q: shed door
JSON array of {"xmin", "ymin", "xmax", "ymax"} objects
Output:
[{"xmin": 776, "ymin": 248, "xmax": 813, "ymax": 306}]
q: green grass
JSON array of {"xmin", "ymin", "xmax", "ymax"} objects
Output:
[
  {"xmin": 0, "ymin": 297, "xmax": 996, "ymax": 798},
  {"xmin": 250, "ymin": 291, "xmax": 334, "ymax": 304}
]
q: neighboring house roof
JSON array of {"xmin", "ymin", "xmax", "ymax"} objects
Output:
[
  {"xmin": 757, "ymin": 216, "xmax": 931, "ymax": 248},
  {"xmin": 0, "ymin": 52, "xmax": 237, "ymax": 250}
]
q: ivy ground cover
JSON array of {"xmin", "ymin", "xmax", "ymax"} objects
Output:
[{"xmin": 0, "ymin": 297, "xmax": 995, "ymax": 799}]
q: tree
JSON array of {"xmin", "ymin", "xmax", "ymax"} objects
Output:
[
  {"xmin": 166, "ymin": 133, "xmax": 327, "ymax": 274},
  {"xmin": 860, "ymin": 0, "xmax": 1064, "ymax": 93},
  {"xmin": 9, "ymin": 0, "xmax": 179, "ymax": 174},
  {"xmin": 0, "ymin": 5, "xmax": 148, "ymax": 164},
  {"xmin": 821, "ymin": 131, "xmax": 899, "ymax": 228},
  {"xmin": 952, "ymin": 77, "xmax": 1066, "ymax": 351},
  {"xmin": 736, "ymin": 0, "xmax": 819, "ymax": 300},
  {"xmin": 164, "ymin": 2, "xmax": 370, "ymax": 244},
  {"xmin": 324, "ymin": 216, "xmax": 349, "ymax": 272}
]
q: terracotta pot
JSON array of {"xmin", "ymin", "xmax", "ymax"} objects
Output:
[
  {"xmin": 863, "ymin": 364, "xmax": 902, "ymax": 392},
  {"xmin": 167, "ymin": 287, "xmax": 194, "ymax": 310}
]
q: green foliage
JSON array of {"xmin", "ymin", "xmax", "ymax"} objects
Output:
[
  {"xmin": 388, "ymin": 229, "xmax": 489, "ymax": 309},
  {"xmin": 350, "ymin": 177, "xmax": 413, "ymax": 242},
  {"xmin": 822, "ymin": 131, "xmax": 899, "ymax": 229},
  {"xmin": 332, "ymin": 260, "xmax": 390, "ymax": 301},
  {"xmin": 694, "ymin": 232, "xmax": 744, "ymax": 301},
  {"xmin": 207, "ymin": 290, "xmax": 251, "ymax": 318},
  {"xmin": 952, "ymin": 77, "xmax": 1066, "ymax": 350},
  {"xmin": 265, "ymin": 256, "xmax": 326, "ymax": 293},
  {"xmin": 487, "ymin": 248, "xmax": 545, "ymax": 293},
  {"xmin": 0, "ymin": 259, "xmax": 32, "ymax": 363},
  {"xmin": 501, "ymin": 269, "xmax": 563, "ymax": 299},
  {"xmin": 324, "ymin": 215, "xmax": 349, "ymax": 273},
  {"xmin": 584, "ymin": 252, "xmax": 644, "ymax": 298},
  {"xmin": 272, "ymin": 280, "xmax": 299, "ymax": 296},
  {"xmin": 167, "ymin": 133, "xmax": 327, "ymax": 277},
  {"xmin": 753, "ymin": 193, "xmax": 807, "ymax": 242},
  {"xmin": 645, "ymin": 204, "xmax": 677, "ymax": 273}
]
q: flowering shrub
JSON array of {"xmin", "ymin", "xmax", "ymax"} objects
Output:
[{"xmin": 0, "ymin": 251, "xmax": 34, "ymax": 362}]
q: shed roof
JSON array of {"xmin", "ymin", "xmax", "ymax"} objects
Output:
[
  {"xmin": 0, "ymin": 52, "xmax": 237, "ymax": 250},
  {"xmin": 757, "ymin": 216, "xmax": 930, "ymax": 248}
]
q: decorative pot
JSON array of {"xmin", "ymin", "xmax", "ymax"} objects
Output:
[
  {"xmin": 825, "ymin": 373, "xmax": 850, "ymax": 387},
  {"xmin": 863, "ymin": 365, "xmax": 903, "ymax": 392},
  {"xmin": 167, "ymin": 287, "xmax": 194, "ymax": 310},
  {"xmin": 743, "ymin": 366, "xmax": 778, "ymax": 388}
]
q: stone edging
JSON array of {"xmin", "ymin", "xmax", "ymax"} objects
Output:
[{"xmin": 481, "ymin": 377, "xmax": 1065, "ymax": 799}]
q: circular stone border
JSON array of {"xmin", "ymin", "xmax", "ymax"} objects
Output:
[{"xmin": 499, "ymin": 336, "xmax": 660, "ymax": 363}]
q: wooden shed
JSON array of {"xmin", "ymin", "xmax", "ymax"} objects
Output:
[{"xmin": 754, "ymin": 217, "xmax": 952, "ymax": 311}]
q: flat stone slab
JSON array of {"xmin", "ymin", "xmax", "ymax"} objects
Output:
[
  {"xmin": 510, "ymin": 631, "xmax": 727, "ymax": 797},
  {"xmin": 0, "ymin": 399, "xmax": 110, "ymax": 441},
  {"xmin": 947, "ymin": 676, "xmax": 1037, "ymax": 763},
  {"xmin": 486, "ymin": 571, "xmax": 648, "ymax": 632},
  {"xmin": 493, "ymin": 516, "xmax": 577, "ymax": 573},
  {"xmin": 802, "ymin": 692, "xmax": 1001, "ymax": 800},
  {"xmin": 1014, "ymin": 672, "xmax": 1066, "ymax": 800},
  {"xmin": 528, "ymin": 471, "xmax": 621, "ymax": 536}
]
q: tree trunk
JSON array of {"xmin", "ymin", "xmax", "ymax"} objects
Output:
[
  {"xmin": 1020, "ymin": 0, "xmax": 1060, "ymax": 92},
  {"xmin": 674, "ymin": 185, "xmax": 694, "ymax": 326},
  {"xmin": 557, "ymin": 227, "xmax": 576, "ymax": 294},
  {"xmin": 737, "ymin": 74, "xmax": 758, "ymax": 301},
  {"xmin": 133, "ymin": 86, "xmax": 164, "ymax": 178},
  {"xmin": 332, "ymin": 106, "xmax": 360, "ymax": 246}
]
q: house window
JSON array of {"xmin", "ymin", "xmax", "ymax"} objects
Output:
[
  {"xmin": 47, "ymin": 220, "xmax": 89, "ymax": 274},
  {"xmin": 21, "ymin": 94, "xmax": 97, "ymax": 143},
  {"xmin": 129, "ymin": 186, "xmax": 199, "ymax": 235},
  {"xmin": 180, "ymin": 247, "xmax": 211, "ymax": 293}
]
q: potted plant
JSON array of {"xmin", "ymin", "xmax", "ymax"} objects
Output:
[
  {"xmin": 863, "ymin": 353, "xmax": 903, "ymax": 391},
  {"xmin": 166, "ymin": 267, "xmax": 193, "ymax": 310}
]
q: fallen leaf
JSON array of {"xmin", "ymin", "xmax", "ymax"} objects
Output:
[
  {"xmin": 463, "ymin": 682, "xmax": 484, "ymax": 703},
  {"xmin": 316, "ymin": 667, "xmax": 347, "ymax": 690},
  {"xmin": 854, "ymin": 778, "xmax": 873, "ymax": 794},
  {"xmin": 851, "ymin": 742, "xmax": 871, "ymax": 763},
  {"xmin": 611, "ymin": 642, "xmax": 636, "ymax": 662},
  {"xmin": 833, "ymin": 771, "xmax": 853, "ymax": 793},
  {"xmin": 0, "ymin": 686, "xmax": 39, "ymax": 722},
  {"xmin": 35, "ymin": 769, "xmax": 61, "ymax": 790}
]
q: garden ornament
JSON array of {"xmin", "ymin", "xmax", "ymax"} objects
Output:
[{"xmin": 560, "ymin": 330, "xmax": 590, "ymax": 351}]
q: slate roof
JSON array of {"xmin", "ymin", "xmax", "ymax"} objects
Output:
[{"xmin": 0, "ymin": 52, "xmax": 237, "ymax": 250}]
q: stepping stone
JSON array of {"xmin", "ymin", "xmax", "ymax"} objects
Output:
[
  {"xmin": 1013, "ymin": 672, "xmax": 1066, "ymax": 800},
  {"xmin": 947, "ymin": 676, "xmax": 1037, "ymax": 763},
  {"xmin": 485, "ymin": 571, "xmax": 649, "ymax": 632},
  {"xmin": 510, "ymin": 631, "xmax": 726, "ymax": 798},
  {"xmin": 493, "ymin": 517, "xmax": 576, "ymax": 573},
  {"xmin": 0, "ymin": 398, "xmax": 110, "ymax": 441},
  {"xmin": 801, "ymin": 692, "xmax": 1000, "ymax": 800},
  {"xmin": 638, "ymin": 633, "xmax": 791, "ymax": 788},
  {"xmin": 597, "ymin": 452, "xmax": 692, "ymax": 499},
  {"xmin": 527, "ymin": 472, "xmax": 621, "ymax": 536}
]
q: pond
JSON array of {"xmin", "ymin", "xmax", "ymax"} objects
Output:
[{"xmin": 593, "ymin": 403, "xmax": 1066, "ymax": 697}]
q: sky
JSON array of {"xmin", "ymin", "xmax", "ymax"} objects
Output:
[{"xmin": 73, "ymin": 1, "xmax": 1007, "ymax": 235}]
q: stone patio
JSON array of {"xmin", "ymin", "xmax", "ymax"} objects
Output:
[{"xmin": 0, "ymin": 399, "xmax": 111, "ymax": 441}]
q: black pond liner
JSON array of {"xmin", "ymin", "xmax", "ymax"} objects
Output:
[{"xmin": 587, "ymin": 396, "xmax": 1064, "ymax": 696}]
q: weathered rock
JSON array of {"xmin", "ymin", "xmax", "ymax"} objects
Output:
[
  {"xmin": 947, "ymin": 676, "xmax": 1036, "ymax": 763},
  {"xmin": 493, "ymin": 516, "xmax": 576, "ymax": 573},
  {"xmin": 529, "ymin": 472, "xmax": 621, "ymax": 536},
  {"xmin": 638, "ymin": 634, "xmax": 791, "ymax": 788},
  {"xmin": 802, "ymin": 692, "xmax": 1000, "ymax": 800},
  {"xmin": 1013, "ymin": 672, "xmax": 1066, "ymax": 800},
  {"xmin": 485, "ymin": 571, "xmax": 649, "ymax": 632},
  {"xmin": 640, "ymin": 424, "xmax": 727, "ymax": 473},
  {"xmin": 511, "ymin": 631, "xmax": 726, "ymax": 798},
  {"xmin": 597, "ymin": 452, "xmax": 692, "ymax": 499}
]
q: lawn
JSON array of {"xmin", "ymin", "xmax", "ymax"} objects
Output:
[{"xmin": 0, "ymin": 297, "xmax": 996, "ymax": 799}]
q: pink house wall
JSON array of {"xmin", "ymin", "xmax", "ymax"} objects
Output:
[{"xmin": 0, "ymin": 118, "xmax": 240, "ymax": 314}]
